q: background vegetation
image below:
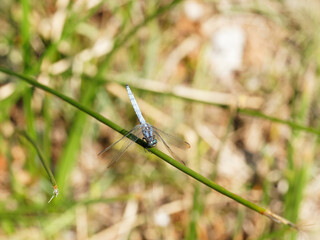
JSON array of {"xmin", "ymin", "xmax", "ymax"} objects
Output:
[{"xmin": 1, "ymin": 0, "xmax": 320, "ymax": 239}]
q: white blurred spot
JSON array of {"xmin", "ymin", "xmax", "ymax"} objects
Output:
[
  {"xmin": 87, "ymin": 0, "xmax": 102, "ymax": 9},
  {"xmin": 154, "ymin": 211, "xmax": 170, "ymax": 227},
  {"xmin": 0, "ymin": 83, "xmax": 14, "ymax": 100},
  {"xmin": 9, "ymin": 49, "xmax": 22, "ymax": 64},
  {"xmin": 49, "ymin": 59, "xmax": 71, "ymax": 75},
  {"xmin": 209, "ymin": 25, "xmax": 246, "ymax": 83},
  {"xmin": 51, "ymin": 10, "xmax": 67, "ymax": 42},
  {"xmin": 37, "ymin": 73, "xmax": 50, "ymax": 86},
  {"xmin": 91, "ymin": 36, "xmax": 113, "ymax": 58},
  {"xmin": 56, "ymin": 0, "xmax": 69, "ymax": 9},
  {"xmin": 184, "ymin": 0, "xmax": 204, "ymax": 21},
  {"xmin": 0, "ymin": 121, "xmax": 14, "ymax": 137},
  {"xmin": 39, "ymin": 18, "xmax": 51, "ymax": 40},
  {"xmin": 277, "ymin": 179, "xmax": 289, "ymax": 194}
]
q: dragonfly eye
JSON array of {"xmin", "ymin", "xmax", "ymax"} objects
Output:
[{"xmin": 148, "ymin": 139, "xmax": 157, "ymax": 147}]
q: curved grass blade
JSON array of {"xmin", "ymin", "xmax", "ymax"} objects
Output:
[
  {"xmin": 0, "ymin": 67, "xmax": 298, "ymax": 229},
  {"xmin": 16, "ymin": 130, "xmax": 59, "ymax": 203}
]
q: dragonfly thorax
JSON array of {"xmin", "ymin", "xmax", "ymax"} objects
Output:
[{"xmin": 141, "ymin": 123, "xmax": 157, "ymax": 147}]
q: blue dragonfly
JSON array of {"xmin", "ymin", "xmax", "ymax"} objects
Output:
[{"xmin": 99, "ymin": 85, "xmax": 190, "ymax": 167}]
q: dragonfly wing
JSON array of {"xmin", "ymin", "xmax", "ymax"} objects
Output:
[
  {"xmin": 98, "ymin": 125, "xmax": 141, "ymax": 156},
  {"xmin": 107, "ymin": 137, "xmax": 136, "ymax": 168},
  {"xmin": 98, "ymin": 125, "xmax": 142, "ymax": 167},
  {"xmin": 152, "ymin": 126, "xmax": 190, "ymax": 149},
  {"xmin": 154, "ymin": 130, "xmax": 186, "ymax": 165}
]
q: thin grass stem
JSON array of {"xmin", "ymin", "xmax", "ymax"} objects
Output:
[
  {"xmin": 16, "ymin": 130, "xmax": 59, "ymax": 203},
  {"xmin": 0, "ymin": 67, "xmax": 298, "ymax": 229}
]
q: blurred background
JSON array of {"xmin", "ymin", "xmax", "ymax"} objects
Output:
[{"xmin": 1, "ymin": 0, "xmax": 320, "ymax": 239}]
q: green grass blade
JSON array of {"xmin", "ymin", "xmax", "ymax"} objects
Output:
[
  {"xmin": 17, "ymin": 130, "xmax": 59, "ymax": 202},
  {"xmin": 22, "ymin": 88, "xmax": 37, "ymax": 172},
  {"xmin": 0, "ymin": 67, "xmax": 298, "ymax": 229},
  {"xmin": 186, "ymin": 183, "xmax": 202, "ymax": 240},
  {"xmin": 238, "ymin": 108, "xmax": 320, "ymax": 135}
]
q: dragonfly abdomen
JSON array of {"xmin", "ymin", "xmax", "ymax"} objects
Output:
[{"xmin": 126, "ymin": 85, "xmax": 146, "ymax": 124}]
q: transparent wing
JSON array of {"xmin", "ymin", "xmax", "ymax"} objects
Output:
[
  {"xmin": 152, "ymin": 126, "xmax": 190, "ymax": 149},
  {"xmin": 154, "ymin": 130, "xmax": 187, "ymax": 165},
  {"xmin": 106, "ymin": 134, "xmax": 140, "ymax": 168},
  {"xmin": 98, "ymin": 125, "xmax": 142, "ymax": 167}
]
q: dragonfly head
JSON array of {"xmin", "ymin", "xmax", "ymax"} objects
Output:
[{"xmin": 147, "ymin": 138, "xmax": 157, "ymax": 147}]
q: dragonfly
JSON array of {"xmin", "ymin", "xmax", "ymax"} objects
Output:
[{"xmin": 98, "ymin": 85, "xmax": 190, "ymax": 167}]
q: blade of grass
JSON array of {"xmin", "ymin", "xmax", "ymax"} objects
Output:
[
  {"xmin": 0, "ymin": 195, "xmax": 137, "ymax": 219},
  {"xmin": 282, "ymin": 74, "xmax": 313, "ymax": 238},
  {"xmin": 0, "ymin": 67, "xmax": 298, "ymax": 229},
  {"xmin": 43, "ymin": 96, "xmax": 53, "ymax": 162},
  {"xmin": 20, "ymin": 0, "xmax": 37, "ymax": 175},
  {"xmin": 17, "ymin": 130, "xmax": 59, "ymax": 203},
  {"xmin": 186, "ymin": 183, "xmax": 202, "ymax": 240},
  {"xmin": 23, "ymin": 88, "xmax": 37, "ymax": 172}
]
